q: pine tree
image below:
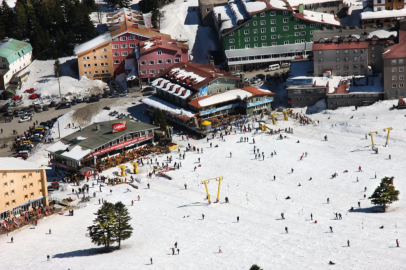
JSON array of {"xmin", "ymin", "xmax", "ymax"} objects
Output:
[
  {"xmin": 369, "ymin": 177, "xmax": 399, "ymax": 212},
  {"xmin": 54, "ymin": 59, "xmax": 62, "ymax": 77},
  {"xmin": 250, "ymin": 265, "xmax": 263, "ymax": 270},
  {"xmin": 153, "ymin": 108, "xmax": 168, "ymax": 131},
  {"xmin": 113, "ymin": 202, "xmax": 133, "ymax": 249},
  {"xmin": 88, "ymin": 202, "xmax": 117, "ymax": 251}
]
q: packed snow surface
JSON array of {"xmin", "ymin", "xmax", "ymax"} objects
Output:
[
  {"xmin": 198, "ymin": 89, "xmax": 253, "ymax": 107},
  {"xmin": 302, "ymin": 10, "xmax": 341, "ymax": 26},
  {"xmin": 142, "ymin": 96, "xmax": 195, "ymax": 117},
  {"xmin": 4, "ymin": 100, "xmax": 406, "ymax": 269}
]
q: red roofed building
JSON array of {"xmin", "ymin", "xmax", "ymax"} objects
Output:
[
  {"xmin": 383, "ymin": 30, "xmax": 406, "ymax": 99},
  {"xmin": 137, "ymin": 36, "xmax": 189, "ymax": 79}
]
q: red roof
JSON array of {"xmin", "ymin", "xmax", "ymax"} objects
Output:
[
  {"xmin": 382, "ymin": 30, "xmax": 406, "ymax": 59},
  {"xmin": 313, "ymin": 42, "xmax": 369, "ymax": 51}
]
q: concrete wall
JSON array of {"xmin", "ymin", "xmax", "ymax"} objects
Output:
[
  {"xmin": 326, "ymin": 92, "xmax": 384, "ymax": 109},
  {"xmin": 206, "ymin": 78, "xmax": 239, "ymax": 95},
  {"xmin": 0, "ymin": 168, "xmax": 49, "ymax": 220},
  {"xmin": 287, "ymin": 87, "xmax": 327, "ymax": 107},
  {"xmin": 383, "ymin": 58, "xmax": 406, "ymax": 100}
]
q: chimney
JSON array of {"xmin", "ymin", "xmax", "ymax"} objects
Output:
[
  {"xmin": 299, "ymin": 4, "xmax": 304, "ymax": 13},
  {"xmin": 321, "ymin": 14, "xmax": 324, "ymax": 22}
]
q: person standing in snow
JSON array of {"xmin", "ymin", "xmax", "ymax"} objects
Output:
[
  {"xmin": 47, "ymin": 255, "xmax": 50, "ymax": 261},
  {"xmin": 281, "ymin": 213, "xmax": 285, "ymax": 220},
  {"xmin": 396, "ymin": 239, "xmax": 400, "ymax": 247},
  {"xmin": 131, "ymin": 200, "xmax": 134, "ymax": 206},
  {"xmin": 150, "ymin": 258, "xmax": 153, "ymax": 264},
  {"xmin": 358, "ymin": 202, "xmax": 361, "ymax": 207},
  {"xmin": 359, "ymin": 166, "xmax": 362, "ymax": 172},
  {"xmin": 330, "ymin": 226, "xmax": 333, "ymax": 233},
  {"xmin": 237, "ymin": 216, "xmax": 239, "ymax": 223},
  {"xmin": 11, "ymin": 237, "xmax": 13, "ymax": 243},
  {"xmin": 310, "ymin": 213, "xmax": 313, "ymax": 220},
  {"xmin": 184, "ymin": 183, "xmax": 187, "ymax": 190},
  {"xmin": 138, "ymin": 195, "xmax": 140, "ymax": 201},
  {"xmin": 175, "ymin": 242, "xmax": 178, "ymax": 248},
  {"xmin": 347, "ymin": 240, "xmax": 350, "ymax": 247},
  {"xmin": 230, "ymin": 152, "xmax": 232, "ymax": 158},
  {"xmin": 285, "ymin": 227, "xmax": 288, "ymax": 233},
  {"xmin": 172, "ymin": 248, "xmax": 175, "ymax": 255},
  {"xmin": 49, "ymin": 229, "xmax": 51, "ymax": 234},
  {"xmin": 291, "ymin": 168, "xmax": 294, "ymax": 173},
  {"xmin": 202, "ymin": 214, "xmax": 205, "ymax": 220},
  {"xmin": 273, "ymin": 175, "xmax": 276, "ymax": 181}
]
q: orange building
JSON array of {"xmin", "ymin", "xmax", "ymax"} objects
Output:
[
  {"xmin": 74, "ymin": 32, "xmax": 114, "ymax": 81},
  {"xmin": 0, "ymin": 158, "xmax": 50, "ymax": 221}
]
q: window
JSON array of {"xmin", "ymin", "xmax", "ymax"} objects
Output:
[
  {"xmin": 260, "ymin": 20, "xmax": 266, "ymax": 25},
  {"xmin": 244, "ymin": 30, "xmax": 249, "ymax": 34},
  {"xmin": 318, "ymin": 58, "xmax": 323, "ymax": 62},
  {"xmin": 206, "ymin": 8, "xmax": 210, "ymax": 12},
  {"xmin": 353, "ymin": 64, "xmax": 358, "ymax": 70},
  {"xmin": 371, "ymin": 46, "xmax": 375, "ymax": 51},
  {"xmin": 400, "ymin": 67, "xmax": 405, "ymax": 72},
  {"xmin": 150, "ymin": 69, "xmax": 155, "ymax": 74},
  {"xmin": 336, "ymin": 65, "xmax": 340, "ymax": 70},
  {"xmin": 392, "ymin": 83, "xmax": 397, "ymax": 88},
  {"xmin": 295, "ymin": 32, "xmax": 300, "ymax": 36},
  {"xmin": 174, "ymin": 58, "xmax": 180, "ymax": 63},
  {"xmin": 284, "ymin": 41, "xmax": 289, "ymax": 45},
  {"xmin": 112, "ymin": 45, "xmax": 119, "ymax": 49},
  {"xmin": 360, "ymin": 56, "xmax": 365, "ymax": 61},
  {"xmin": 318, "ymin": 66, "xmax": 323, "ymax": 71},
  {"xmin": 121, "ymin": 44, "xmax": 127, "ymax": 49},
  {"xmin": 261, "ymin": 28, "xmax": 266, "ymax": 33},
  {"xmin": 93, "ymin": 56, "xmax": 97, "ymax": 60},
  {"xmin": 10, "ymin": 180, "xmax": 13, "ymax": 185},
  {"xmin": 260, "ymin": 12, "xmax": 265, "ymax": 17},
  {"xmin": 245, "ymin": 44, "xmax": 250, "ymax": 48},
  {"xmin": 310, "ymin": 31, "xmax": 314, "ymax": 34},
  {"xmin": 5, "ymin": 202, "xmax": 9, "ymax": 207},
  {"xmin": 400, "ymin": 75, "xmax": 404, "ymax": 80},
  {"xmin": 295, "ymin": 40, "xmax": 300, "ymax": 44},
  {"xmin": 264, "ymin": 43, "xmax": 269, "ymax": 47},
  {"xmin": 372, "ymin": 54, "xmax": 375, "ymax": 58},
  {"xmin": 114, "ymin": 60, "xmax": 120, "ymax": 64},
  {"xmin": 392, "ymin": 59, "xmax": 397, "ymax": 65},
  {"xmin": 392, "ymin": 75, "xmax": 397, "ymax": 80},
  {"xmin": 24, "ymin": 185, "xmax": 27, "ymax": 190},
  {"xmin": 120, "ymin": 36, "xmax": 127, "ymax": 41},
  {"xmin": 344, "ymin": 50, "xmax": 349, "ymax": 54},
  {"xmin": 121, "ymin": 51, "xmax": 128, "ymax": 56},
  {"xmin": 113, "ymin": 52, "xmax": 119, "ymax": 57},
  {"xmin": 271, "ymin": 19, "xmax": 276, "ymax": 24},
  {"xmin": 253, "ymin": 21, "xmax": 257, "ymax": 26},
  {"xmin": 157, "ymin": 59, "xmax": 163, "ymax": 64},
  {"xmin": 103, "ymin": 48, "xmax": 107, "ymax": 52},
  {"xmin": 400, "ymin": 83, "xmax": 405, "ymax": 88},
  {"xmin": 229, "ymin": 32, "xmax": 234, "ymax": 36},
  {"xmin": 336, "ymin": 57, "xmax": 340, "ymax": 62},
  {"xmin": 140, "ymin": 60, "xmax": 146, "ymax": 66},
  {"xmin": 82, "ymin": 57, "xmax": 86, "ymax": 60},
  {"xmin": 83, "ymin": 64, "xmax": 86, "ymax": 68},
  {"xmin": 310, "ymin": 24, "xmax": 315, "ymax": 28},
  {"xmin": 30, "ymin": 183, "xmax": 33, "ymax": 187},
  {"xmin": 318, "ymin": 51, "xmax": 323, "ymax": 55},
  {"xmin": 254, "ymin": 44, "xmax": 258, "ymax": 48},
  {"xmin": 157, "ymin": 50, "xmax": 162, "ymax": 55},
  {"xmin": 229, "ymin": 39, "xmax": 235, "ymax": 44},
  {"xmin": 271, "ymin": 35, "xmax": 276, "ymax": 39},
  {"xmin": 392, "ymin": 67, "xmax": 397, "ymax": 72},
  {"xmin": 270, "ymin": 11, "xmax": 276, "ymax": 16},
  {"xmin": 230, "ymin": 46, "xmax": 235, "ymax": 50},
  {"xmin": 261, "ymin": 36, "xmax": 266, "ymax": 40},
  {"xmin": 344, "ymin": 65, "xmax": 349, "ymax": 70},
  {"xmin": 271, "ymin": 27, "xmax": 276, "ymax": 32},
  {"xmin": 94, "ymin": 63, "xmax": 97, "ymax": 67},
  {"xmin": 92, "ymin": 49, "xmax": 96, "ymax": 52},
  {"xmin": 149, "ymin": 60, "xmax": 155, "ymax": 65},
  {"xmin": 283, "ymin": 26, "xmax": 289, "ymax": 31},
  {"xmin": 253, "ymin": 29, "xmax": 258, "ymax": 34},
  {"xmin": 4, "ymin": 192, "xmax": 8, "ymax": 197},
  {"xmin": 166, "ymin": 59, "xmax": 172, "ymax": 64},
  {"xmin": 129, "ymin": 35, "xmax": 135, "ymax": 40},
  {"xmin": 141, "ymin": 70, "xmax": 147, "ymax": 75},
  {"xmin": 399, "ymin": 59, "xmax": 405, "ymax": 64},
  {"xmin": 353, "ymin": 56, "xmax": 358, "ymax": 61},
  {"xmin": 129, "ymin": 43, "xmax": 136, "ymax": 48},
  {"xmin": 294, "ymin": 25, "xmax": 299, "ymax": 29},
  {"xmin": 254, "ymin": 37, "xmax": 258, "ymax": 41},
  {"xmin": 283, "ymin": 18, "xmax": 288, "ymax": 23},
  {"xmin": 300, "ymin": 25, "xmax": 306, "ymax": 29},
  {"xmin": 360, "ymin": 49, "xmax": 365, "ymax": 53},
  {"xmin": 354, "ymin": 49, "xmax": 358, "ymax": 54},
  {"xmin": 244, "ymin": 37, "xmax": 250, "ymax": 42}
]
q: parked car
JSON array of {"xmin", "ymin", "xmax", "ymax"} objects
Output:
[
  {"xmin": 14, "ymin": 110, "xmax": 24, "ymax": 117},
  {"xmin": 89, "ymin": 95, "xmax": 100, "ymax": 103},
  {"xmin": 30, "ymin": 135, "xmax": 43, "ymax": 142},
  {"xmin": 141, "ymin": 87, "xmax": 154, "ymax": 93},
  {"xmin": 71, "ymin": 99, "xmax": 77, "ymax": 105},
  {"xmin": 14, "ymin": 153, "xmax": 28, "ymax": 160},
  {"xmin": 19, "ymin": 116, "xmax": 31, "ymax": 123},
  {"xmin": 118, "ymin": 93, "xmax": 128, "ymax": 98},
  {"xmin": 23, "ymin": 88, "xmax": 35, "ymax": 93},
  {"xmin": 83, "ymin": 97, "xmax": 89, "ymax": 103},
  {"xmin": 43, "ymin": 105, "xmax": 49, "ymax": 111},
  {"xmin": 29, "ymin": 93, "xmax": 40, "ymax": 100},
  {"xmin": 34, "ymin": 104, "xmax": 42, "ymax": 113},
  {"xmin": 110, "ymin": 93, "xmax": 120, "ymax": 98},
  {"xmin": 6, "ymin": 109, "xmax": 13, "ymax": 116},
  {"xmin": 50, "ymin": 100, "xmax": 58, "ymax": 107},
  {"xmin": 56, "ymin": 102, "xmax": 71, "ymax": 110}
]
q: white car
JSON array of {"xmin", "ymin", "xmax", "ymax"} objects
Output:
[{"xmin": 19, "ymin": 116, "xmax": 31, "ymax": 123}]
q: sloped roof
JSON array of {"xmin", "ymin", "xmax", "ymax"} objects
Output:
[
  {"xmin": 382, "ymin": 31, "xmax": 406, "ymax": 59},
  {"xmin": 0, "ymin": 39, "xmax": 32, "ymax": 64},
  {"xmin": 313, "ymin": 42, "xmax": 368, "ymax": 51},
  {"xmin": 0, "ymin": 158, "xmax": 50, "ymax": 171},
  {"xmin": 73, "ymin": 32, "xmax": 112, "ymax": 55},
  {"xmin": 139, "ymin": 36, "xmax": 189, "ymax": 55}
]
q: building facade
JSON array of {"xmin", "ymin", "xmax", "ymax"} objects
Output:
[
  {"xmin": 0, "ymin": 39, "xmax": 32, "ymax": 90},
  {"xmin": 372, "ymin": 0, "xmax": 406, "ymax": 11},
  {"xmin": 213, "ymin": 0, "xmax": 341, "ymax": 71},
  {"xmin": 361, "ymin": 9, "xmax": 406, "ymax": 27},
  {"xmin": 0, "ymin": 158, "xmax": 49, "ymax": 221},
  {"xmin": 312, "ymin": 28, "xmax": 396, "ymax": 76},
  {"xmin": 198, "ymin": 0, "xmax": 228, "ymax": 26},
  {"xmin": 383, "ymin": 30, "xmax": 406, "ymax": 99},
  {"xmin": 138, "ymin": 36, "xmax": 189, "ymax": 79}
]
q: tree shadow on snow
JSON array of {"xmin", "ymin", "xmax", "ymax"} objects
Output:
[
  {"xmin": 348, "ymin": 206, "xmax": 384, "ymax": 214},
  {"xmin": 53, "ymin": 246, "xmax": 119, "ymax": 258}
]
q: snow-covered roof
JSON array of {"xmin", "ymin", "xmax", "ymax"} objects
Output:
[
  {"xmin": 288, "ymin": 0, "xmax": 341, "ymax": 7},
  {"xmin": 242, "ymin": 0, "xmax": 267, "ymax": 13},
  {"xmin": 170, "ymin": 67, "xmax": 206, "ymax": 83},
  {"xmin": 142, "ymin": 96, "xmax": 195, "ymax": 118},
  {"xmin": 214, "ymin": 4, "xmax": 239, "ymax": 31},
  {"xmin": 301, "ymin": 10, "xmax": 341, "ymax": 26},
  {"xmin": 61, "ymin": 146, "xmax": 92, "ymax": 161},
  {"xmin": 360, "ymin": 9, "xmax": 406, "ymax": 20},
  {"xmin": 198, "ymin": 89, "xmax": 253, "ymax": 107},
  {"xmin": 152, "ymin": 78, "xmax": 192, "ymax": 99},
  {"xmin": 73, "ymin": 32, "xmax": 112, "ymax": 55},
  {"xmin": 288, "ymin": 75, "xmax": 344, "ymax": 94},
  {"xmin": 45, "ymin": 141, "xmax": 69, "ymax": 153},
  {"xmin": 0, "ymin": 158, "xmax": 50, "ymax": 171},
  {"xmin": 367, "ymin": 30, "xmax": 397, "ymax": 39},
  {"xmin": 268, "ymin": 0, "xmax": 289, "ymax": 10},
  {"xmin": 229, "ymin": 0, "xmax": 250, "ymax": 22},
  {"xmin": 143, "ymin": 41, "xmax": 154, "ymax": 50}
]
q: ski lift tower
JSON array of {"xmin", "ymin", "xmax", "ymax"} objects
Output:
[
  {"xmin": 383, "ymin": 127, "xmax": 393, "ymax": 146},
  {"xmin": 368, "ymin": 131, "xmax": 378, "ymax": 149},
  {"xmin": 201, "ymin": 176, "xmax": 223, "ymax": 204}
]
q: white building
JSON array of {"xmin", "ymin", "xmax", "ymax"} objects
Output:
[{"xmin": 0, "ymin": 39, "xmax": 33, "ymax": 90}]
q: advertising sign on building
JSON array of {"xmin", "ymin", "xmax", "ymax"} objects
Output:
[
  {"xmin": 112, "ymin": 121, "xmax": 127, "ymax": 132},
  {"xmin": 91, "ymin": 134, "xmax": 153, "ymax": 157}
]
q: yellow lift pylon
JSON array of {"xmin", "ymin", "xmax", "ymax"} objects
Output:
[
  {"xmin": 270, "ymin": 113, "xmax": 278, "ymax": 125},
  {"xmin": 118, "ymin": 165, "xmax": 126, "ymax": 176},
  {"xmin": 383, "ymin": 127, "xmax": 393, "ymax": 146},
  {"xmin": 201, "ymin": 176, "xmax": 223, "ymax": 204},
  {"xmin": 368, "ymin": 131, "xmax": 378, "ymax": 149},
  {"xmin": 282, "ymin": 110, "xmax": 289, "ymax": 121}
]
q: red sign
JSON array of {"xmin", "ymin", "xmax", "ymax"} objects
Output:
[
  {"xmin": 91, "ymin": 134, "xmax": 153, "ymax": 157},
  {"xmin": 112, "ymin": 121, "xmax": 127, "ymax": 133}
]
